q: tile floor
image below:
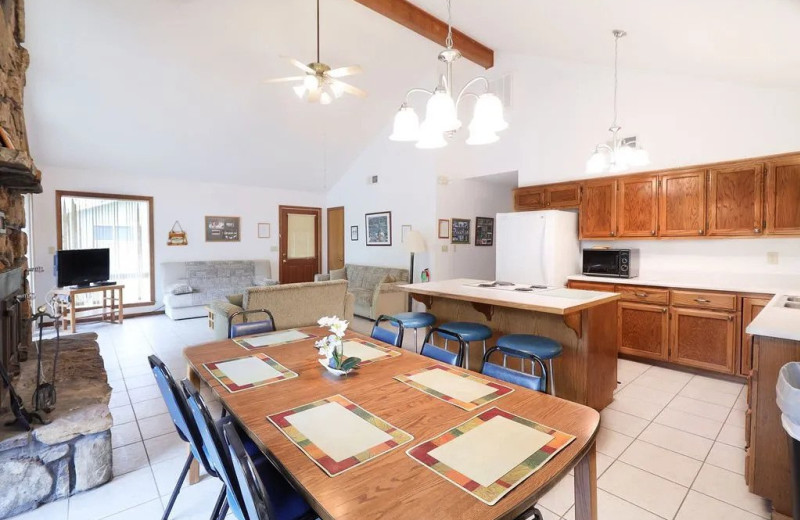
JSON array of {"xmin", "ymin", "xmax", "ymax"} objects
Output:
[{"xmin": 9, "ymin": 315, "xmax": 773, "ymax": 520}]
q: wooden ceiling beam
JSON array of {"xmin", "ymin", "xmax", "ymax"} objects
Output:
[{"xmin": 351, "ymin": 0, "xmax": 494, "ymax": 69}]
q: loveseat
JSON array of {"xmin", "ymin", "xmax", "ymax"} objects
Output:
[
  {"xmin": 207, "ymin": 280, "xmax": 354, "ymax": 340},
  {"xmin": 161, "ymin": 260, "xmax": 276, "ymax": 320},
  {"xmin": 314, "ymin": 264, "xmax": 408, "ymax": 320}
]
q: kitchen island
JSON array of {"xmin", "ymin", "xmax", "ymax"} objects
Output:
[{"xmin": 399, "ymin": 279, "xmax": 620, "ymax": 411}]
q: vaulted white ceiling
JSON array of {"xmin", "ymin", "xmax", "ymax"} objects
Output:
[{"xmin": 24, "ymin": 0, "xmax": 800, "ymax": 191}]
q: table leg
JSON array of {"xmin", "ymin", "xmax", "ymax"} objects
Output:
[
  {"xmin": 186, "ymin": 365, "xmax": 201, "ymax": 485},
  {"xmin": 118, "ymin": 287, "xmax": 124, "ymax": 324},
  {"xmin": 573, "ymin": 441, "xmax": 598, "ymax": 520},
  {"xmin": 70, "ymin": 298, "xmax": 76, "ymax": 334}
]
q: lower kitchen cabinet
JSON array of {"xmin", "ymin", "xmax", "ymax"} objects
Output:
[
  {"xmin": 741, "ymin": 296, "xmax": 771, "ymax": 376},
  {"xmin": 669, "ymin": 307, "xmax": 737, "ymax": 374},
  {"xmin": 618, "ymin": 302, "xmax": 669, "ymax": 361}
]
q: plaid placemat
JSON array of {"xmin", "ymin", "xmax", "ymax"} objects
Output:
[
  {"xmin": 407, "ymin": 407, "xmax": 575, "ymax": 505},
  {"xmin": 394, "ymin": 364, "xmax": 514, "ymax": 411},
  {"xmin": 234, "ymin": 329, "xmax": 318, "ymax": 350},
  {"xmin": 204, "ymin": 353, "xmax": 298, "ymax": 393},
  {"xmin": 267, "ymin": 394, "xmax": 413, "ymax": 477}
]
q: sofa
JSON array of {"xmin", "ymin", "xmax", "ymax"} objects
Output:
[
  {"xmin": 161, "ymin": 260, "xmax": 276, "ymax": 320},
  {"xmin": 207, "ymin": 280, "xmax": 354, "ymax": 340},
  {"xmin": 314, "ymin": 264, "xmax": 408, "ymax": 320}
]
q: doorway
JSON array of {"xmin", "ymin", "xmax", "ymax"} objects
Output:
[
  {"xmin": 279, "ymin": 205, "xmax": 322, "ymax": 284},
  {"xmin": 327, "ymin": 206, "xmax": 344, "ymax": 271}
]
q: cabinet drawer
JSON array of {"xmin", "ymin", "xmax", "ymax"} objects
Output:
[
  {"xmin": 567, "ymin": 281, "xmax": 616, "ymax": 292},
  {"xmin": 671, "ymin": 289, "xmax": 738, "ymax": 311},
  {"xmin": 616, "ymin": 286, "xmax": 669, "ymax": 305}
]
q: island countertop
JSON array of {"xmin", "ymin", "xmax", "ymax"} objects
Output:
[{"xmin": 398, "ymin": 278, "xmax": 620, "ymax": 316}]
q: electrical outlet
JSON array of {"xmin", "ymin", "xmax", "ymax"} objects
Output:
[
  {"xmin": 48, "ymin": 246, "xmax": 55, "ymax": 255},
  {"xmin": 441, "ymin": 245, "xmax": 448, "ymax": 253},
  {"xmin": 270, "ymin": 246, "xmax": 278, "ymax": 252},
  {"xmin": 767, "ymin": 252, "xmax": 779, "ymax": 265}
]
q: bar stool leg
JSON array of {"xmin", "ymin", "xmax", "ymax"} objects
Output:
[
  {"xmin": 549, "ymin": 359, "xmax": 556, "ymax": 396},
  {"xmin": 413, "ymin": 328, "xmax": 419, "ymax": 353},
  {"xmin": 464, "ymin": 342, "xmax": 470, "ymax": 370}
]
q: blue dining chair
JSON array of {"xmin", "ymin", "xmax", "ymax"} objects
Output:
[
  {"xmin": 481, "ymin": 346, "xmax": 548, "ymax": 393},
  {"xmin": 420, "ymin": 328, "xmax": 467, "ymax": 367},
  {"xmin": 229, "ymin": 309, "xmax": 277, "ymax": 339},
  {"xmin": 370, "ymin": 315, "xmax": 404, "ymax": 347},
  {"xmin": 148, "ymin": 355, "xmax": 219, "ymax": 520}
]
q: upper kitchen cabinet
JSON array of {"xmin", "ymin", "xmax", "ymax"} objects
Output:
[
  {"xmin": 765, "ymin": 155, "xmax": 800, "ymax": 235},
  {"xmin": 514, "ymin": 182, "xmax": 581, "ymax": 211},
  {"xmin": 659, "ymin": 169, "xmax": 707, "ymax": 237},
  {"xmin": 514, "ymin": 186, "xmax": 546, "ymax": 211},
  {"xmin": 580, "ymin": 179, "xmax": 618, "ymax": 238},
  {"xmin": 617, "ymin": 175, "xmax": 658, "ymax": 238},
  {"xmin": 707, "ymin": 162, "xmax": 764, "ymax": 236}
]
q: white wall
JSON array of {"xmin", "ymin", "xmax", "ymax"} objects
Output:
[{"xmin": 31, "ymin": 167, "xmax": 324, "ymax": 312}]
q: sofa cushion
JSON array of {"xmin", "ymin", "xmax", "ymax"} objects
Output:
[
  {"xmin": 183, "ymin": 261, "xmax": 255, "ymax": 306},
  {"xmin": 349, "ymin": 288, "xmax": 373, "ymax": 308},
  {"xmin": 167, "ymin": 282, "xmax": 194, "ymax": 295},
  {"xmin": 330, "ymin": 267, "xmax": 347, "ymax": 281},
  {"xmin": 164, "ymin": 292, "xmax": 201, "ymax": 309}
]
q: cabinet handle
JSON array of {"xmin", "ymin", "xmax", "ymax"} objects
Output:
[
  {"xmin": 694, "ymin": 298, "xmax": 711, "ymax": 303},
  {"xmin": 728, "ymin": 315, "xmax": 735, "ymax": 321},
  {"xmin": 754, "ymin": 228, "xmax": 761, "ymax": 234},
  {"xmin": 698, "ymin": 229, "xmax": 704, "ymax": 235},
  {"xmin": 610, "ymin": 231, "xmax": 616, "ymax": 237},
  {"xmin": 650, "ymin": 230, "xmax": 656, "ymax": 236},
  {"xmin": 662, "ymin": 307, "xmax": 668, "ymax": 313},
  {"xmin": 635, "ymin": 292, "xmax": 648, "ymax": 298}
]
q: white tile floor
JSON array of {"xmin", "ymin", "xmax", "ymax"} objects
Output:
[{"xmin": 9, "ymin": 315, "xmax": 773, "ymax": 520}]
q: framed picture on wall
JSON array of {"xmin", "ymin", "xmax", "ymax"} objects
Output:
[
  {"xmin": 350, "ymin": 226, "xmax": 359, "ymax": 241},
  {"xmin": 205, "ymin": 216, "xmax": 240, "ymax": 242},
  {"xmin": 438, "ymin": 219, "xmax": 450, "ymax": 239},
  {"xmin": 365, "ymin": 211, "xmax": 392, "ymax": 246},
  {"xmin": 257, "ymin": 222, "xmax": 271, "ymax": 239},
  {"xmin": 451, "ymin": 218, "xmax": 471, "ymax": 245},
  {"xmin": 475, "ymin": 217, "xmax": 494, "ymax": 246},
  {"xmin": 401, "ymin": 225, "xmax": 412, "ymax": 243}
]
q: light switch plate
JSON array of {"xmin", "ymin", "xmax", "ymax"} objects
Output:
[
  {"xmin": 270, "ymin": 246, "xmax": 278, "ymax": 252},
  {"xmin": 441, "ymin": 245, "xmax": 448, "ymax": 252}
]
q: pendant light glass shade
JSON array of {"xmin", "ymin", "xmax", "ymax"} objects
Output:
[
  {"xmin": 415, "ymin": 120, "xmax": 447, "ymax": 149},
  {"xmin": 424, "ymin": 89, "xmax": 461, "ymax": 133},
  {"xmin": 586, "ymin": 149, "xmax": 611, "ymax": 175},
  {"xmin": 471, "ymin": 93, "xmax": 508, "ymax": 133},
  {"xmin": 303, "ymin": 74, "xmax": 320, "ymax": 91},
  {"xmin": 389, "ymin": 105, "xmax": 421, "ymax": 142},
  {"xmin": 293, "ymin": 85, "xmax": 306, "ymax": 98},
  {"xmin": 330, "ymin": 81, "xmax": 345, "ymax": 98}
]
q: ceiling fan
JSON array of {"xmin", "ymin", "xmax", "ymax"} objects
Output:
[{"xmin": 264, "ymin": 0, "xmax": 367, "ymax": 105}]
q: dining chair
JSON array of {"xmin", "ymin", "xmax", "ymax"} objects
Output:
[
  {"xmin": 148, "ymin": 355, "xmax": 219, "ymax": 520},
  {"xmin": 370, "ymin": 315, "xmax": 404, "ymax": 347},
  {"xmin": 222, "ymin": 421, "xmax": 317, "ymax": 520},
  {"xmin": 228, "ymin": 309, "xmax": 277, "ymax": 339},
  {"xmin": 481, "ymin": 346, "xmax": 548, "ymax": 393},
  {"xmin": 420, "ymin": 327, "xmax": 467, "ymax": 367}
]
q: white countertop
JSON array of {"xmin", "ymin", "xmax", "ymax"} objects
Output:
[
  {"xmin": 399, "ymin": 278, "xmax": 619, "ymax": 315},
  {"xmin": 568, "ymin": 272, "xmax": 800, "ymax": 295},
  {"xmin": 747, "ymin": 294, "xmax": 800, "ymax": 342}
]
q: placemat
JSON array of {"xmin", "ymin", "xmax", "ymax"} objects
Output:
[
  {"xmin": 337, "ymin": 338, "xmax": 401, "ymax": 365},
  {"xmin": 407, "ymin": 407, "xmax": 575, "ymax": 505},
  {"xmin": 394, "ymin": 364, "xmax": 514, "ymax": 411},
  {"xmin": 204, "ymin": 353, "xmax": 297, "ymax": 393},
  {"xmin": 234, "ymin": 329, "xmax": 317, "ymax": 350},
  {"xmin": 268, "ymin": 394, "xmax": 413, "ymax": 477}
]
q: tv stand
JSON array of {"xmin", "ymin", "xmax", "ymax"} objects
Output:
[{"xmin": 52, "ymin": 284, "xmax": 125, "ymax": 333}]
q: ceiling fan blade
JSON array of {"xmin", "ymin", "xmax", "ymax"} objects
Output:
[
  {"xmin": 306, "ymin": 88, "xmax": 321, "ymax": 103},
  {"xmin": 326, "ymin": 65, "xmax": 363, "ymax": 78},
  {"xmin": 263, "ymin": 76, "xmax": 305, "ymax": 84},
  {"xmin": 281, "ymin": 56, "xmax": 315, "ymax": 74},
  {"xmin": 330, "ymin": 79, "xmax": 368, "ymax": 98}
]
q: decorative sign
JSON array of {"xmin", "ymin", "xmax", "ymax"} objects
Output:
[
  {"xmin": 438, "ymin": 219, "xmax": 450, "ymax": 239},
  {"xmin": 350, "ymin": 225, "xmax": 359, "ymax": 241},
  {"xmin": 257, "ymin": 222, "xmax": 271, "ymax": 239},
  {"xmin": 475, "ymin": 217, "xmax": 494, "ymax": 246},
  {"xmin": 451, "ymin": 218, "xmax": 471, "ymax": 245},
  {"xmin": 205, "ymin": 216, "xmax": 240, "ymax": 242},
  {"xmin": 365, "ymin": 211, "xmax": 392, "ymax": 246},
  {"xmin": 167, "ymin": 221, "xmax": 188, "ymax": 246}
]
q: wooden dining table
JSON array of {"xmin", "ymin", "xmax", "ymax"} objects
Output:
[{"xmin": 183, "ymin": 326, "xmax": 600, "ymax": 520}]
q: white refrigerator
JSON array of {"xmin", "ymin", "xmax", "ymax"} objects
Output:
[{"xmin": 495, "ymin": 210, "xmax": 580, "ymax": 287}]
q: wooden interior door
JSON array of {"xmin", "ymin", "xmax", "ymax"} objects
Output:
[
  {"xmin": 579, "ymin": 179, "xmax": 618, "ymax": 238},
  {"xmin": 659, "ymin": 169, "xmax": 707, "ymax": 237},
  {"xmin": 618, "ymin": 302, "xmax": 669, "ymax": 361},
  {"xmin": 707, "ymin": 163, "xmax": 764, "ymax": 236},
  {"xmin": 327, "ymin": 207, "xmax": 345, "ymax": 271},
  {"xmin": 670, "ymin": 307, "xmax": 737, "ymax": 374},
  {"xmin": 617, "ymin": 175, "xmax": 658, "ymax": 238},
  {"xmin": 279, "ymin": 206, "xmax": 321, "ymax": 284},
  {"xmin": 765, "ymin": 155, "xmax": 800, "ymax": 235}
]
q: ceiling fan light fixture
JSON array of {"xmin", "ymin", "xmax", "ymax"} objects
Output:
[
  {"xmin": 303, "ymin": 74, "xmax": 320, "ymax": 91},
  {"xmin": 329, "ymin": 80, "xmax": 345, "ymax": 98},
  {"xmin": 390, "ymin": 105, "xmax": 421, "ymax": 142},
  {"xmin": 293, "ymin": 85, "xmax": 306, "ymax": 98}
]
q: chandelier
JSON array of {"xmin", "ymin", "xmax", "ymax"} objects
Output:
[
  {"xmin": 586, "ymin": 30, "xmax": 650, "ymax": 174},
  {"xmin": 389, "ymin": 0, "xmax": 508, "ymax": 149}
]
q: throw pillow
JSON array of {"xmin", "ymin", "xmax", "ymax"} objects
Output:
[
  {"xmin": 167, "ymin": 282, "xmax": 193, "ymax": 295},
  {"xmin": 253, "ymin": 276, "xmax": 278, "ymax": 287},
  {"xmin": 226, "ymin": 294, "xmax": 244, "ymax": 307},
  {"xmin": 330, "ymin": 267, "xmax": 347, "ymax": 281}
]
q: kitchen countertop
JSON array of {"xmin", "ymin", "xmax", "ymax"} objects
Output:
[
  {"xmin": 399, "ymin": 278, "xmax": 620, "ymax": 315},
  {"xmin": 747, "ymin": 294, "xmax": 800, "ymax": 342},
  {"xmin": 567, "ymin": 272, "xmax": 800, "ymax": 295}
]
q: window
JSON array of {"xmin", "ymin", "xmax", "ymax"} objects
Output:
[{"xmin": 56, "ymin": 191, "xmax": 154, "ymax": 305}]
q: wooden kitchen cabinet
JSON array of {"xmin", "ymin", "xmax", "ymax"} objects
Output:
[
  {"xmin": 707, "ymin": 162, "xmax": 765, "ymax": 236},
  {"xmin": 617, "ymin": 175, "xmax": 659, "ymax": 238},
  {"xmin": 740, "ymin": 296, "xmax": 772, "ymax": 376},
  {"xmin": 566, "ymin": 280, "xmax": 616, "ymax": 292},
  {"xmin": 513, "ymin": 186, "xmax": 546, "ymax": 211},
  {"xmin": 580, "ymin": 179, "xmax": 618, "ymax": 238},
  {"xmin": 618, "ymin": 302, "xmax": 669, "ymax": 361},
  {"xmin": 670, "ymin": 307, "xmax": 738, "ymax": 374},
  {"xmin": 765, "ymin": 155, "xmax": 800, "ymax": 235},
  {"xmin": 658, "ymin": 169, "xmax": 707, "ymax": 237},
  {"xmin": 514, "ymin": 182, "xmax": 581, "ymax": 211}
]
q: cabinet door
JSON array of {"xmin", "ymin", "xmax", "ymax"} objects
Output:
[
  {"xmin": 707, "ymin": 163, "xmax": 764, "ymax": 236},
  {"xmin": 659, "ymin": 169, "xmax": 707, "ymax": 237},
  {"xmin": 765, "ymin": 155, "xmax": 800, "ymax": 235},
  {"xmin": 670, "ymin": 307, "xmax": 737, "ymax": 374},
  {"xmin": 617, "ymin": 175, "xmax": 659, "ymax": 238},
  {"xmin": 580, "ymin": 179, "xmax": 618, "ymax": 239},
  {"xmin": 514, "ymin": 187, "xmax": 546, "ymax": 211},
  {"xmin": 740, "ymin": 297, "xmax": 771, "ymax": 376},
  {"xmin": 618, "ymin": 302, "xmax": 669, "ymax": 361},
  {"xmin": 546, "ymin": 182, "xmax": 581, "ymax": 209}
]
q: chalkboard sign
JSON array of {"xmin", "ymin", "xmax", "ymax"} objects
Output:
[
  {"xmin": 451, "ymin": 218, "xmax": 471, "ymax": 245},
  {"xmin": 475, "ymin": 217, "xmax": 494, "ymax": 246},
  {"xmin": 205, "ymin": 216, "xmax": 240, "ymax": 242}
]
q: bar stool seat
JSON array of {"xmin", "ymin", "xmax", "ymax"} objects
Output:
[
  {"xmin": 440, "ymin": 322, "xmax": 493, "ymax": 370},
  {"xmin": 495, "ymin": 334, "xmax": 563, "ymax": 396},
  {"xmin": 393, "ymin": 312, "xmax": 436, "ymax": 353}
]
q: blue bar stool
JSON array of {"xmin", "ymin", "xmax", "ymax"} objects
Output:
[
  {"xmin": 438, "ymin": 322, "xmax": 493, "ymax": 370},
  {"xmin": 495, "ymin": 334, "xmax": 563, "ymax": 396},
  {"xmin": 392, "ymin": 312, "xmax": 436, "ymax": 353}
]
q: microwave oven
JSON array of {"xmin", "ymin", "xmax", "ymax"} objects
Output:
[{"xmin": 582, "ymin": 249, "xmax": 639, "ymax": 278}]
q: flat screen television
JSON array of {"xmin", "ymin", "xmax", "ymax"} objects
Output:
[{"xmin": 56, "ymin": 248, "xmax": 110, "ymax": 287}]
